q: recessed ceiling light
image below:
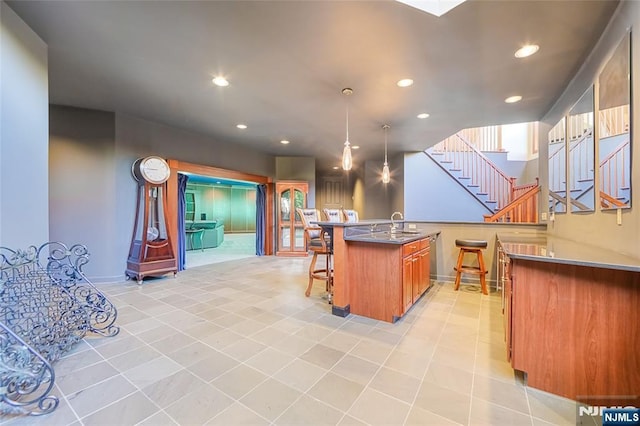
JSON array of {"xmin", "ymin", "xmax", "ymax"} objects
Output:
[
  {"xmin": 280, "ymin": 140, "xmax": 290, "ymax": 145},
  {"xmin": 352, "ymin": 145, "xmax": 360, "ymax": 150},
  {"xmin": 332, "ymin": 166, "xmax": 339, "ymax": 170},
  {"xmin": 417, "ymin": 113, "xmax": 430, "ymax": 119},
  {"xmin": 236, "ymin": 124, "xmax": 247, "ymax": 129},
  {"xmin": 397, "ymin": 78, "xmax": 414, "ymax": 87},
  {"xmin": 505, "ymin": 95, "xmax": 523, "ymax": 104},
  {"xmin": 514, "ymin": 45, "xmax": 539, "ymax": 58},
  {"xmin": 212, "ymin": 76, "xmax": 229, "ymax": 87}
]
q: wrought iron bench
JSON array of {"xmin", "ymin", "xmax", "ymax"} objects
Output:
[{"xmin": 0, "ymin": 242, "xmax": 119, "ymax": 416}]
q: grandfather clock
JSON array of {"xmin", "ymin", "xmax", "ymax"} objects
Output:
[{"xmin": 126, "ymin": 156, "xmax": 177, "ymax": 284}]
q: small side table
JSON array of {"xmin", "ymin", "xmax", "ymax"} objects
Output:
[{"xmin": 185, "ymin": 228, "xmax": 205, "ymax": 251}]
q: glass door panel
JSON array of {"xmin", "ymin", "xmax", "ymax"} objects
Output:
[{"xmin": 275, "ymin": 182, "xmax": 308, "ymax": 255}]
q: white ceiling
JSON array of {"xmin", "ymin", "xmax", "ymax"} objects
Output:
[{"xmin": 7, "ymin": 0, "xmax": 619, "ymax": 172}]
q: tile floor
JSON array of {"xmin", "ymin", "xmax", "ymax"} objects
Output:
[{"xmin": 2, "ymin": 256, "xmax": 580, "ymax": 425}]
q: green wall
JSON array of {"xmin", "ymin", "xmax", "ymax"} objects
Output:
[{"xmin": 186, "ymin": 183, "xmax": 257, "ymax": 233}]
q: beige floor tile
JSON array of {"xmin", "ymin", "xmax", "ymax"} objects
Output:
[
  {"xmin": 413, "ymin": 381, "xmax": 472, "ymax": 424},
  {"xmin": 337, "ymin": 414, "xmax": 368, "ymax": 426},
  {"xmin": 527, "ymin": 387, "xmax": 578, "ymax": 425},
  {"xmin": 239, "ymin": 378, "xmax": 303, "ymax": 421},
  {"xmin": 206, "ymin": 402, "xmax": 270, "ymax": 425},
  {"xmin": 307, "ymin": 372, "xmax": 365, "ymax": 412},
  {"xmin": 186, "ymin": 349, "xmax": 240, "ymax": 382},
  {"xmin": 349, "ymin": 338, "xmax": 395, "ymax": 364},
  {"xmin": 109, "ymin": 345, "xmax": 163, "ymax": 372},
  {"xmin": 80, "ymin": 391, "xmax": 159, "ymax": 425},
  {"xmin": 141, "ymin": 369, "xmax": 208, "ymax": 407},
  {"xmin": 245, "ymin": 347, "xmax": 296, "ymax": 375},
  {"xmin": 405, "ymin": 405, "xmax": 463, "ymax": 425},
  {"xmin": 320, "ymin": 330, "xmax": 362, "ymax": 352},
  {"xmin": 276, "ymin": 394, "xmax": 345, "ymax": 425},
  {"xmin": 149, "ymin": 332, "xmax": 197, "ymax": 354},
  {"xmin": 122, "ymin": 356, "xmax": 183, "ymax": 389},
  {"xmin": 202, "ymin": 328, "xmax": 245, "ymax": 349},
  {"xmin": 54, "ymin": 348, "xmax": 104, "ymax": 377},
  {"xmin": 270, "ymin": 334, "xmax": 316, "ymax": 357},
  {"xmin": 164, "ymin": 383, "xmax": 234, "ymax": 425},
  {"xmin": 469, "ymin": 397, "xmax": 533, "ymax": 425},
  {"xmin": 57, "ymin": 360, "xmax": 119, "ymax": 396},
  {"xmin": 383, "ymin": 348, "xmax": 431, "ymax": 378},
  {"xmin": 300, "ymin": 344, "xmax": 346, "ymax": 369},
  {"xmin": 347, "ymin": 388, "xmax": 411, "ymax": 425},
  {"xmin": 66, "ymin": 376, "xmax": 137, "ymax": 418},
  {"xmin": 211, "ymin": 364, "xmax": 268, "ymax": 399},
  {"xmin": 228, "ymin": 318, "xmax": 268, "ymax": 336},
  {"xmin": 273, "ymin": 358, "xmax": 328, "ymax": 392},
  {"xmin": 220, "ymin": 337, "xmax": 267, "ymax": 361},
  {"xmin": 166, "ymin": 340, "xmax": 222, "ymax": 367},
  {"xmin": 330, "ymin": 354, "xmax": 380, "ymax": 385},
  {"xmin": 472, "ymin": 373, "xmax": 530, "ymax": 415},
  {"xmin": 423, "ymin": 360, "xmax": 474, "ymax": 395},
  {"xmin": 369, "ymin": 366, "xmax": 421, "ymax": 404}
]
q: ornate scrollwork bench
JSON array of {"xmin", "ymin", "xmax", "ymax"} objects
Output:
[{"xmin": 0, "ymin": 242, "xmax": 119, "ymax": 416}]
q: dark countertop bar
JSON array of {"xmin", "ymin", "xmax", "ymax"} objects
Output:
[
  {"xmin": 497, "ymin": 232, "xmax": 640, "ymax": 273},
  {"xmin": 315, "ymin": 220, "xmax": 440, "ymax": 245}
]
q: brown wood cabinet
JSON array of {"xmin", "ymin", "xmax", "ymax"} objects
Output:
[
  {"xmin": 498, "ymin": 242, "xmax": 640, "ymax": 406},
  {"xmin": 403, "ymin": 239, "xmax": 431, "ymax": 314},
  {"xmin": 348, "ymin": 237, "xmax": 431, "ymax": 322}
]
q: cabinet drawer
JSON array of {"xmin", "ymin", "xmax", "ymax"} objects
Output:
[
  {"xmin": 403, "ymin": 242, "xmax": 420, "ymax": 257},
  {"xmin": 419, "ymin": 238, "xmax": 429, "ymax": 250}
]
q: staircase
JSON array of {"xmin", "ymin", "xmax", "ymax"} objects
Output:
[{"xmin": 425, "ymin": 133, "xmax": 515, "ymax": 214}]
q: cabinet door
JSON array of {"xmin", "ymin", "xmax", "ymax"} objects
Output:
[
  {"xmin": 402, "ymin": 256, "xmax": 413, "ymax": 313},
  {"xmin": 418, "ymin": 246, "xmax": 430, "ymax": 295},
  {"xmin": 412, "ymin": 254, "xmax": 421, "ymax": 302},
  {"xmin": 504, "ymin": 261, "xmax": 513, "ymax": 362}
]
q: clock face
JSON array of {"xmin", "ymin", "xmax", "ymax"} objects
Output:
[{"xmin": 138, "ymin": 156, "xmax": 170, "ymax": 184}]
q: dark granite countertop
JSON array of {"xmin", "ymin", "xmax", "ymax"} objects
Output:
[{"xmin": 497, "ymin": 232, "xmax": 640, "ymax": 272}]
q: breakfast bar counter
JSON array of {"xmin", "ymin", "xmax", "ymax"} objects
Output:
[{"xmin": 316, "ymin": 221, "xmax": 440, "ymax": 323}]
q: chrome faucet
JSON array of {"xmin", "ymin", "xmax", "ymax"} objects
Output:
[{"xmin": 390, "ymin": 211, "xmax": 404, "ymax": 233}]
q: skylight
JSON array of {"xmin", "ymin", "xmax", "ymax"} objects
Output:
[{"xmin": 395, "ymin": 0, "xmax": 467, "ymax": 17}]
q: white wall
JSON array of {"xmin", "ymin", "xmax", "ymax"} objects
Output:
[{"xmin": 0, "ymin": 2, "xmax": 49, "ymax": 248}]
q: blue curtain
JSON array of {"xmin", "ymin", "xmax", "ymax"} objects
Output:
[
  {"xmin": 255, "ymin": 184, "xmax": 266, "ymax": 256},
  {"xmin": 177, "ymin": 173, "xmax": 189, "ymax": 270}
]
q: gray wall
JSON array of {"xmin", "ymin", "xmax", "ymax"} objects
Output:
[
  {"xmin": 49, "ymin": 106, "xmax": 118, "ymax": 281},
  {"xmin": 47, "ymin": 107, "xmax": 276, "ymax": 282},
  {"xmin": 540, "ymin": 0, "xmax": 640, "ymax": 258},
  {"xmin": 275, "ymin": 156, "xmax": 315, "ymax": 206},
  {"xmin": 0, "ymin": 3, "xmax": 49, "ymax": 248}
]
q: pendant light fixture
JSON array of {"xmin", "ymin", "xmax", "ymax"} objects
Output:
[
  {"xmin": 341, "ymin": 88, "xmax": 353, "ymax": 171},
  {"xmin": 382, "ymin": 124, "xmax": 391, "ymax": 184}
]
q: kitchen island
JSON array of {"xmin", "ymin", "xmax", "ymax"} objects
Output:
[{"xmin": 316, "ymin": 220, "xmax": 440, "ymax": 323}]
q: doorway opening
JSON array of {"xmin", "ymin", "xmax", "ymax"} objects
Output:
[
  {"xmin": 183, "ymin": 174, "xmax": 257, "ymax": 268},
  {"xmin": 166, "ymin": 159, "xmax": 274, "ymax": 271}
]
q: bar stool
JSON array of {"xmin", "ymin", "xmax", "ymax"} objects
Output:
[
  {"xmin": 296, "ymin": 208, "xmax": 333, "ymax": 302},
  {"xmin": 453, "ymin": 239, "xmax": 488, "ymax": 295}
]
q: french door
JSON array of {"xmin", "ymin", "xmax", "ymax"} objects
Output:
[{"xmin": 275, "ymin": 181, "xmax": 307, "ymax": 256}]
